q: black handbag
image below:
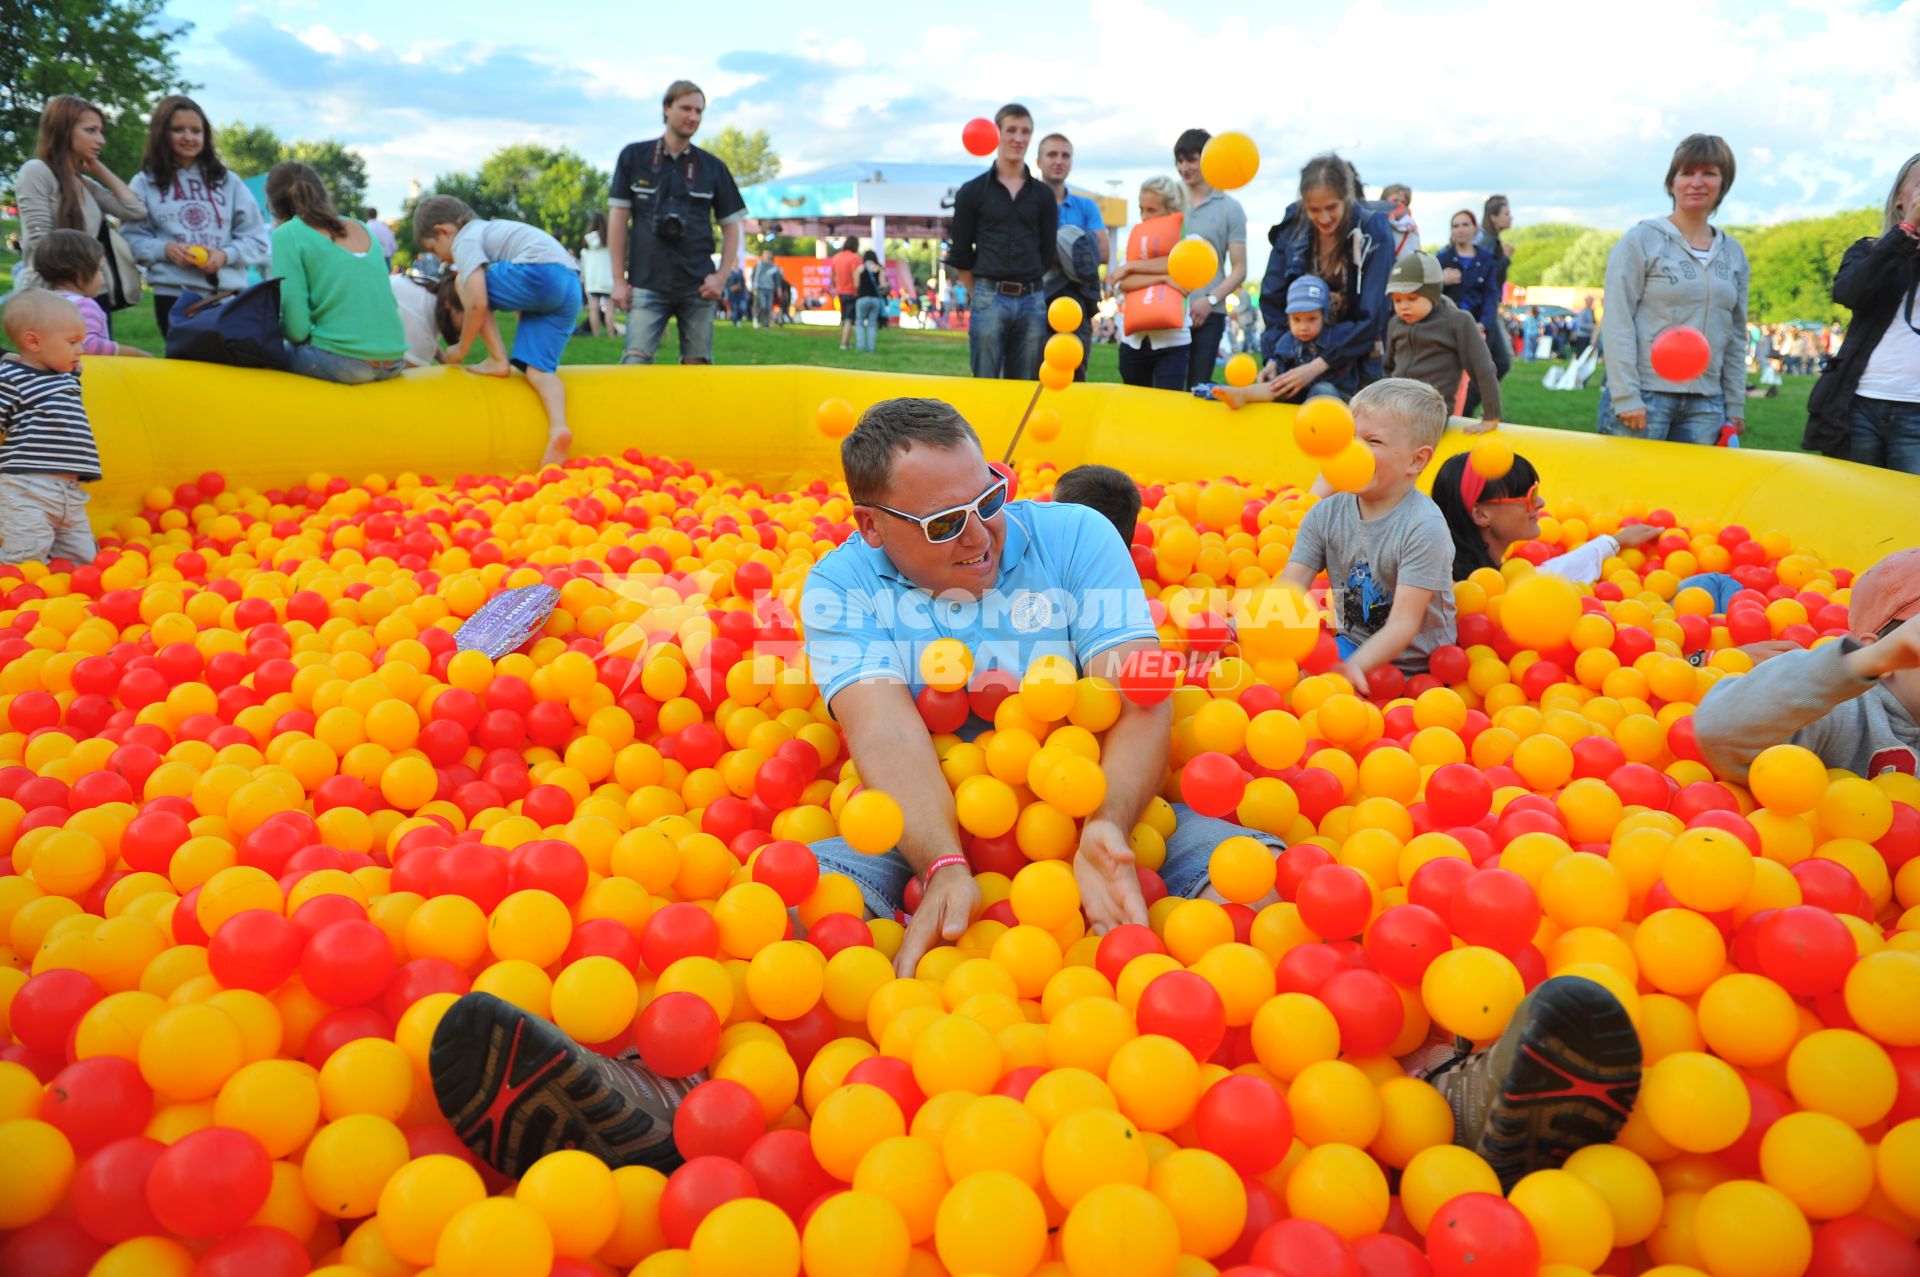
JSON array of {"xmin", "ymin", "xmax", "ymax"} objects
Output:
[
  {"xmin": 164, "ymin": 277, "xmax": 291, "ymax": 370},
  {"xmin": 95, "ymin": 220, "xmax": 142, "ymax": 312}
]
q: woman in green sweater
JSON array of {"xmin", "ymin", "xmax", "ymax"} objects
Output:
[{"xmin": 266, "ymin": 162, "xmax": 406, "ymax": 384}]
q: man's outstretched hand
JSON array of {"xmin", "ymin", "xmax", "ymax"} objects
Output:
[
  {"xmin": 1074, "ymin": 818, "xmax": 1148, "ymax": 936},
  {"xmin": 893, "ymin": 866, "xmax": 981, "ymax": 977}
]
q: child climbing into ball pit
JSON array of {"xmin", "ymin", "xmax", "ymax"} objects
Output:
[
  {"xmin": 414, "ymin": 193, "xmax": 581, "ymax": 469},
  {"xmin": 0, "ymin": 290, "xmax": 102, "ymax": 566},
  {"xmin": 1696, "ymin": 547, "xmax": 1920, "ymax": 782},
  {"xmin": 1431, "ymin": 451, "xmax": 1664, "ymax": 583},
  {"xmin": 1280, "ymin": 378, "xmax": 1457, "ymax": 695},
  {"xmin": 1051, "ymin": 462, "xmax": 1142, "ymax": 545}
]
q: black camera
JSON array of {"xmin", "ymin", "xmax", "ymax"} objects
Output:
[{"xmin": 653, "ymin": 207, "xmax": 687, "ymax": 243}]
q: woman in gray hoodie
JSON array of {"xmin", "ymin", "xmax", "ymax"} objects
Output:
[
  {"xmin": 122, "ymin": 95, "xmax": 272, "ymax": 338},
  {"xmin": 1597, "ymin": 134, "xmax": 1749, "ymax": 445}
]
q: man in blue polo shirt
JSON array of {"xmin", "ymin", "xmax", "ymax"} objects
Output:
[
  {"xmin": 799, "ymin": 396, "xmax": 1284, "ymax": 976},
  {"xmin": 1038, "ymin": 133, "xmax": 1107, "ymax": 382}
]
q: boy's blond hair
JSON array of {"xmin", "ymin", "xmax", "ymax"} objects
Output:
[
  {"xmin": 1351, "ymin": 378, "xmax": 1447, "ymax": 451},
  {"xmin": 412, "ymin": 194, "xmax": 477, "ymax": 243}
]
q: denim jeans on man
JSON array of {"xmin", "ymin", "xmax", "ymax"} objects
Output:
[
  {"xmin": 854, "ymin": 296, "xmax": 882, "ymax": 353},
  {"xmin": 968, "ymin": 281, "xmax": 1046, "ymax": 379},
  {"xmin": 1120, "ymin": 340, "xmax": 1189, "ymax": 391},
  {"xmin": 812, "ymin": 803, "xmax": 1284, "ymax": 918},
  {"xmin": 623, "ymin": 288, "xmax": 717, "ymax": 364},
  {"xmin": 1597, "ymin": 386, "xmax": 1724, "ymax": 445},
  {"xmin": 288, "ymin": 343, "xmax": 404, "ymax": 385},
  {"xmin": 1845, "ymin": 395, "xmax": 1920, "ymax": 475}
]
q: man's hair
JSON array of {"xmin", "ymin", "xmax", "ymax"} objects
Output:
[
  {"xmin": 412, "ymin": 194, "xmax": 476, "ymax": 242},
  {"xmin": 2, "ymin": 290, "xmax": 80, "ymax": 343},
  {"xmin": 363, "ymin": 207, "xmax": 378, "ymax": 219},
  {"xmin": 1381, "ymin": 183, "xmax": 1412, "ymax": 205},
  {"xmin": 993, "ymin": 103, "xmax": 1032, "ymax": 128},
  {"xmin": 1665, "ymin": 134, "xmax": 1736, "ymax": 211},
  {"xmin": 1053, "ymin": 465, "xmax": 1141, "ymax": 543},
  {"xmin": 1174, "ymin": 128, "xmax": 1211, "ymax": 162},
  {"xmin": 1351, "ymin": 378, "xmax": 1448, "ymax": 451},
  {"xmin": 1140, "ymin": 175, "xmax": 1187, "ymax": 215},
  {"xmin": 663, "ymin": 80, "xmax": 705, "ymax": 114},
  {"xmin": 29, "ymin": 228, "xmax": 104, "ymax": 290},
  {"xmin": 842, "ymin": 398, "xmax": 982, "ymax": 504},
  {"xmin": 1039, "ymin": 133, "xmax": 1072, "ymax": 154}
]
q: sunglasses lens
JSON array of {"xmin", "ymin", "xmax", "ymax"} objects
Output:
[
  {"xmin": 978, "ymin": 481, "xmax": 1009, "ymax": 521},
  {"xmin": 924, "ymin": 511, "xmax": 967, "ymax": 542}
]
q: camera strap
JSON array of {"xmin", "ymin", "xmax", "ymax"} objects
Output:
[{"xmin": 651, "ymin": 138, "xmax": 701, "ymax": 185}]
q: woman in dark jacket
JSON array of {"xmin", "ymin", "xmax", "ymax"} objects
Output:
[
  {"xmin": 1257, "ymin": 153, "xmax": 1393, "ymax": 394},
  {"xmin": 1804, "ymin": 154, "xmax": 1920, "ymax": 473},
  {"xmin": 1437, "ymin": 210, "xmax": 1501, "ymax": 334}
]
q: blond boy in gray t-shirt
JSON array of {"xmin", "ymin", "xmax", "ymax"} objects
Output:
[{"xmin": 1282, "ymin": 379, "xmax": 1458, "ymax": 692}]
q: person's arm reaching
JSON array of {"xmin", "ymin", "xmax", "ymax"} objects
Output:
[
  {"xmin": 1460, "ymin": 312, "xmax": 1502, "ymax": 429},
  {"xmin": 1073, "ymin": 639, "xmax": 1172, "ymax": 934},
  {"xmin": 834, "ymin": 681, "xmax": 981, "ymax": 977},
  {"xmin": 1339, "ymin": 586, "xmax": 1433, "ymax": 695},
  {"xmin": 444, "ymin": 269, "xmax": 508, "ymax": 374},
  {"xmin": 1695, "ymin": 619, "xmax": 1920, "ymax": 782}
]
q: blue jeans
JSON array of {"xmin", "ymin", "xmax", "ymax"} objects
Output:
[
  {"xmin": 287, "ymin": 343, "xmax": 404, "ymax": 385},
  {"xmin": 1119, "ymin": 339, "xmax": 1190, "ymax": 391},
  {"xmin": 1596, "ymin": 386, "xmax": 1724, "ymax": 445},
  {"xmin": 968, "ymin": 282, "xmax": 1047, "ymax": 380},
  {"xmin": 854, "ymin": 296, "xmax": 881, "ymax": 352},
  {"xmin": 622, "ymin": 288, "xmax": 716, "ymax": 364},
  {"xmin": 811, "ymin": 803, "xmax": 1286, "ymax": 918},
  {"xmin": 1844, "ymin": 395, "xmax": 1920, "ymax": 475}
]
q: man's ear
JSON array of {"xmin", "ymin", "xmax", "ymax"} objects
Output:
[{"xmin": 853, "ymin": 508, "xmax": 885, "ymax": 548}]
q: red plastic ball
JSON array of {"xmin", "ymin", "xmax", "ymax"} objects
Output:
[
  {"xmin": 145, "ymin": 1127, "xmax": 272, "ymax": 1238},
  {"xmin": 1296, "ymin": 864, "xmax": 1373, "ymax": 939},
  {"xmin": 1424, "ymin": 1193, "xmax": 1539, "ymax": 1277},
  {"xmin": 192, "ymin": 1226, "xmax": 311, "ymax": 1277},
  {"xmin": 1426, "ymin": 763, "xmax": 1492, "ymax": 828},
  {"xmin": 658, "ymin": 1156, "xmax": 759, "ymax": 1249},
  {"xmin": 1250, "ymin": 1219, "xmax": 1363, "ymax": 1277},
  {"xmin": 1319, "ymin": 968, "xmax": 1405, "ymax": 1056},
  {"xmin": 40, "ymin": 1056, "xmax": 152, "ymax": 1156},
  {"xmin": 640, "ymin": 902, "xmax": 722, "ymax": 974},
  {"xmin": 208, "ymin": 909, "xmax": 301, "ymax": 993},
  {"xmin": 635, "ymin": 991, "xmax": 722, "ymax": 1077},
  {"xmin": 1449, "ymin": 868, "xmax": 1541, "ymax": 954},
  {"xmin": 674, "ymin": 1078, "xmax": 766, "ymax": 1162},
  {"xmin": 740, "ymin": 1128, "xmax": 838, "ymax": 1223},
  {"xmin": 299, "ymin": 918, "xmax": 396, "ymax": 1007},
  {"xmin": 1807, "ymin": 1215, "xmax": 1920, "ymax": 1277},
  {"xmin": 1196, "ymin": 1074, "xmax": 1293, "ymax": 1174},
  {"xmin": 1363, "ymin": 904, "xmax": 1451, "ymax": 987},
  {"xmin": 1136, "ymin": 970, "xmax": 1228, "ymax": 1062},
  {"xmin": 752, "ymin": 840, "xmax": 821, "ymax": 908},
  {"xmin": 10, "ymin": 969, "xmax": 105, "ymax": 1056},
  {"xmin": 1755, "ymin": 905, "xmax": 1855, "ymax": 996},
  {"xmin": 1095, "ymin": 924, "xmax": 1169, "ymax": 985}
]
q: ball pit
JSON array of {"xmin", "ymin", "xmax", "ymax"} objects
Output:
[{"xmin": 3, "ymin": 362, "xmax": 1920, "ymax": 1277}]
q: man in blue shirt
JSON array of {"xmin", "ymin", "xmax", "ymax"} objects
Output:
[{"xmin": 1039, "ymin": 133, "xmax": 1108, "ymax": 381}]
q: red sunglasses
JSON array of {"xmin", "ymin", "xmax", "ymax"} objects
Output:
[{"xmin": 1479, "ymin": 482, "xmax": 1541, "ymax": 507}]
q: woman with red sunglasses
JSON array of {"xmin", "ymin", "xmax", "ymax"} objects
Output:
[{"xmin": 1431, "ymin": 451, "xmax": 1662, "ymax": 583}]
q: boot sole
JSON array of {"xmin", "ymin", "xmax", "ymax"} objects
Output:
[
  {"xmin": 1477, "ymin": 975, "xmax": 1642, "ymax": 1189},
  {"xmin": 428, "ymin": 991, "xmax": 683, "ymax": 1179}
]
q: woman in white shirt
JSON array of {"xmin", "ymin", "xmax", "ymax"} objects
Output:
[
  {"xmin": 1803, "ymin": 154, "xmax": 1920, "ymax": 473},
  {"xmin": 1107, "ymin": 177, "xmax": 1191, "ymax": 392}
]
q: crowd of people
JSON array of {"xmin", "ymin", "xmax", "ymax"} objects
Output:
[{"xmin": 4, "ymin": 86, "xmax": 1920, "ymax": 566}]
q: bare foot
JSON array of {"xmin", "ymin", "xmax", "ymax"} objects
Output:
[
  {"xmin": 465, "ymin": 359, "xmax": 512, "ymax": 378},
  {"xmin": 541, "ymin": 428, "xmax": 572, "ymax": 468}
]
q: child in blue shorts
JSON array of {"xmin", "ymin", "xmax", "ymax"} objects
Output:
[{"xmin": 414, "ymin": 194, "xmax": 580, "ymax": 467}]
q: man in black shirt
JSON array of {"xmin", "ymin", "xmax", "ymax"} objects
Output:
[
  {"xmin": 946, "ymin": 103, "xmax": 1057, "ymax": 380},
  {"xmin": 609, "ymin": 80, "xmax": 748, "ymax": 364}
]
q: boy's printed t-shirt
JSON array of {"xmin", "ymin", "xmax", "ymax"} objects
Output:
[
  {"xmin": 799, "ymin": 500, "xmax": 1158, "ymax": 714},
  {"xmin": 1288, "ymin": 490, "xmax": 1457, "ymax": 671},
  {"xmin": 449, "ymin": 220, "xmax": 579, "ymax": 286}
]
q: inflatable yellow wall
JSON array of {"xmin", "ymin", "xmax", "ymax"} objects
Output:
[{"xmin": 79, "ymin": 361, "xmax": 1920, "ymax": 569}]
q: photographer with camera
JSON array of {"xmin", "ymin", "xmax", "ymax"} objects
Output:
[{"xmin": 609, "ymin": 79, "xmax": 747, "ymax": 364}]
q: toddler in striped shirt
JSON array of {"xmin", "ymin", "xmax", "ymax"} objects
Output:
[{"xmin": 1, "ymin": 290, "xmax": 102, "ymax": 565}]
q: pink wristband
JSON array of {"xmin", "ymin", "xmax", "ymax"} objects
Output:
[{"xmin": 924, "ymin": 854, "xmax": 970, "ymax": 882}]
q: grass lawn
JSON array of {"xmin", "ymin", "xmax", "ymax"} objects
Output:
[{"xmin": 3, "ymin": 217, "xmax": 1816, "ymax": 453}]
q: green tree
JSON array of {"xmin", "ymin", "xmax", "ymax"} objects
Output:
[
  {"xmin": 1, "ymin": 0, "xmax": 193, "ymax": 185},
  {"xmin": 1744, "ymin": 207, "xmax": 1880, "ymax": 323},
  {"xmin": 1540, "ymin": 229, "xmax": 1621, "ymax": 287},
  {"xmin": 1503, "ymin": 222, "xmax": 1595, "ymax": 288},
  {"xmin": 283, "ymin": 138, "xmax": 368, "ymax": 214},
  {"xmin": 705, "ymin": 125, "xmax": 781, "ymax": 186},
  {"xmin": 215, "ymin": 120, "xmax": 282, "ymax": 177}
]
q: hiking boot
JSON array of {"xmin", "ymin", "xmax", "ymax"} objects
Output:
[
  {"xmin": 429, "ymin": 991, "xmax": 696, "ymax": 1178},
  {"xmin": 1427, "ymin": 974, "xmax": 1642, "ymax": 1189}
]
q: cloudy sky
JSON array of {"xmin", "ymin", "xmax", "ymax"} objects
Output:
[{"xmin": 165, "ymin": 0, "xmax": 1919, "ymax": 242}]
